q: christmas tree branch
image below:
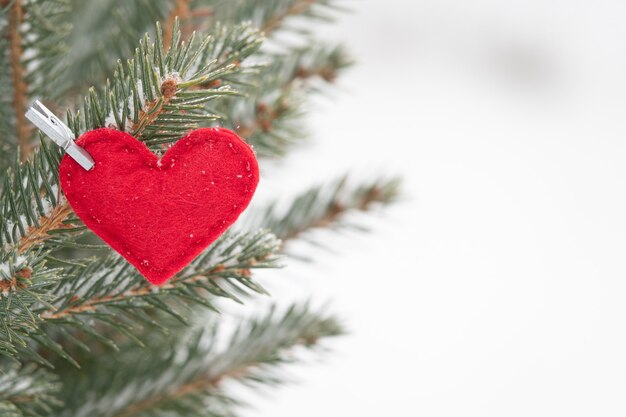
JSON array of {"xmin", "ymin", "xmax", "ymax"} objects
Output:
[
  {"xmin": 54, "ymin": 304, "xmax": 343, "ymax": 417},
  {"xmin": 281, "ymin": 179, "xmax": 399, "ymax": 241},
  {"xmin": 6, "ymin": 0, "xmax": 30, "ymax": 160},
  {"xmin": 249, "ymin": 176, "xmax": 401, "ymax": 242}
]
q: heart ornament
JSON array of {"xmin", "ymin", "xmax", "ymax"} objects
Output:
[{"xmin": 59, "ymin": 127, "xmax": 259, "ymax": 285}]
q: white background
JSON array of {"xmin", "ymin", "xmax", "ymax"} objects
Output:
[{"xmin": 237, "ymin": 1, "xmax": 626, "ymax": 416}]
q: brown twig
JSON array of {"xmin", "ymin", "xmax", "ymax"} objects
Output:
[
  {"xmin": 17, "ymin": 203, "xmax": 74, "ymax": 254},
  {"xmin": 7, "ymin": 0, "xmax": 30, "ymax": 160},
  {"xmin": 131, "ymin": 78, "xmax": 178, "ymax": 137},
  {"xmin": 5, "ymin": 395, "xmax": 36, "ymax": 404},
  {"xmin": 40, "ymin": 285, "xmax": 153, "ymax": 320}
]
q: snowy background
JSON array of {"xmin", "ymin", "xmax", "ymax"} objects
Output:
[{"xmin": 235, "ymin": 1, "xmax": 626, "ymax": 416}]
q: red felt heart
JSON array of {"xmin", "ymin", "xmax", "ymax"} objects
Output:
[{"xmin": 59, "ymin": 127, "xmax": 259, "ymax": 285}]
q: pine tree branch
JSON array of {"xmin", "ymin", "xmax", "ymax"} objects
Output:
[
  {"xmin": 117, "ymin": 304, "xmax": 342, "ymax": 417},
  {"xmin": 282, "ymin": 180, "xmax": 397, "ymax": 242},
  {"xmin": 247, "ymin": 176, "xmax": 401, "ymax": 242},
  {"xmin": 7, "ymin": 0, "xmax": 30, "ymax": 160},
  {"xmin": 54, "ymin": 304, "xmax": 343, "ymax": 417}
]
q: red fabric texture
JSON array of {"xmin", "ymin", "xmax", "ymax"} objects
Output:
[{"xmin": 59, "ymin": 127, "xmax": 259, "ymax": 285}]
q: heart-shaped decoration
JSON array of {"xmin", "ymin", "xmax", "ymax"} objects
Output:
[{"xmin": 59, "ymin": 127, "xmax": 259, "ymax": 285}]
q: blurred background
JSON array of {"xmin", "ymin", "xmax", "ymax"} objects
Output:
[{"xmin": 232, "ymin": 0, "xmax": 626, "ymax": 416}]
